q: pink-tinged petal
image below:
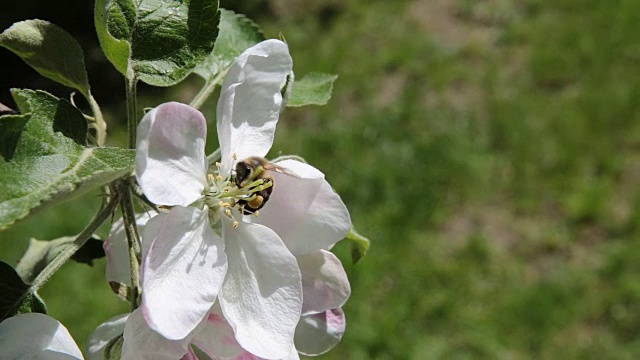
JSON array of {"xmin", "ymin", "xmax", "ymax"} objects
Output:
[
  {"xmin": 219, "ymin": 217, "xmax": 302, "ymax": 360},
  {"xmin": 190, "ymin": 303, "xmax": 244, "ymax": 359},
  {"xmin": 298, "ymin": 250, "xmax": 350, "ymax": 315},
  {"xmin": 121, "ymin": 309, "xmax": 194, "ymax": 360},
  {"xmin": 0, "ymin": 313, "xmax": 83, "ymax": 359},
  {"xmin": 257, "ymin": 160, "xmax": 352, "ymax": 255},
  {"xmin": 294, "ymin": 309, "xmax": 346, "ymax": 356},
  {"xmin": 180, "ymin": 348, "xmax": 199, "ymax": 360},
  {"xmin": 87, "ymin": 314, "xmax": 128, "ymax": 360},
  {"xmin": 217, "ymin": 40, "xmax": 293, "ymax": 175},
  {"xmin": 104, "ymin": 212, "xmax": 156, "ymax": 286},
  {"xmin": 141, "ymin": 206, "xmax": 227, "ymax": 340},
  {"xmin": 136, "ymin": 102, "xmax": 208, "ymax": 206}
]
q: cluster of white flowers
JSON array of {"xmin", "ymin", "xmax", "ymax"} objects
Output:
[{"xmin": 0, "ymin": 40, "xmax": 352, "ymax": 360}]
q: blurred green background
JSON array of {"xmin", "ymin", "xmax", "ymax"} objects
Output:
[{"xmin": 3, "ymin": 0, "xmax": 640, "ymax": 358}]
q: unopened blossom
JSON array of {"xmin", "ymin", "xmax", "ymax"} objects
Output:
[
  {"xmin": 0, "ymin": 313, "xmax": 84, "ymax": 359},
  {"xmin": 113, "ymin": 39, "xmax": 352, "ymax": 359}
]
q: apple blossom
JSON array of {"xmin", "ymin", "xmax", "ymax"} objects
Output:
[
  {"xmin": 97, "ymin": 248, "xmax": 350, "ymax": 359},
  {"xmin": 125, "ymin": 39, "xmax": 352, "ymax": 359}
]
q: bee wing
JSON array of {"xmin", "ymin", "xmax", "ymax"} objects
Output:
[{"xmin": 265, "ymin": 162, "xmax": 301, "ymax": 178}]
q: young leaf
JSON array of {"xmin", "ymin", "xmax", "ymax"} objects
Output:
[
  {"xmin": 193, "ymin": 8, "xmax": 265, "ymax": 81},
  {"xmin": 0, "ymin": 261, "xmax": 47, "ymax": 322},
  {"xmin": 15, "ymin": 236, "xmax": 105, "ymax": 284},
  {"xmin": 0, "ymin": 90, "xmax": 135, "ymax": 230},
  {"xmin": 287, "ymin": 73, "xmax": 338, "ymax": 107},
  {"xmin": 0, "ymin": 20, "xmax": 91, "ymax": 98},
  {"xmin": 95, "ymin": 0, "xmax": 221, "ymax": 86},
  {"xmin": 344, "ymin": 228, "xmax": 370, "ymax": 264}
]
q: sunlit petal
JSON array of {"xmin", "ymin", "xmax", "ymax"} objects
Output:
[
  {"xmin": 136, "ymin": 102, "xmax": 208, "ymax": 206},
  {"xmin": 219, "ymin": 217, "xmax": 302, "ymax": 359},
  {"xmin": 141, "ymin": 206, "xmax": 227, "ymax": 340},
  {"xmin": 121, "ymin": 309, "xmax": 195, "ymax": 360},
  {"xmin": 257, "ymin": 160, "xmax": 352, "ymax": 254},
  {"xmin": 217, "ymin": 40, "xmax": 293, "ymax": 175},
  {"xmin": 0, "ymin": 313, "xmax": 83, "ymax": 359}
]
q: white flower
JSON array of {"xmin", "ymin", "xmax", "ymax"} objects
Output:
[
  {"xmin": 95, "ymin": 250, "xmax": 350, "ymax": 360},
  {"xmin": 114, "ymin": 39, "xmax": 352, "ymax": 359},
  {"xmin": 0, "ymin": 313, "xmax": 84, "ymax": 359}
]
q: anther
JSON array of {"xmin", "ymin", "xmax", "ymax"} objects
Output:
[
  {"xmin": 207, "ymin": 173, "xmax": 215, "ymax": 181},
  {"xmin": 232, "ymin": 221, "xmax": 239, "ymax": 228}
]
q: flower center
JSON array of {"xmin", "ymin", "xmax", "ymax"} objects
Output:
[{"xmin": 203, "ymin": 161, "xmax": 273, "ymax": 228}]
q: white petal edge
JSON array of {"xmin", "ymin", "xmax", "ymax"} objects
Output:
[
  {"xmin": 121, "ymin": 309, "xmax": 195, "ymax": 360},
  {"xmin": 298, "ymin": 250, "xmax": 351, "ymax": 315},
  {"xmin": 141, "ymin": 206, "xmax": 227, "ymax": 340},
  {"xmin": 136, "ymin": 102, "xmax": 208, "ymax": 206},
  {"xmin": 87, "ymin": 313, "xmax": 128, "ymax": 360},
  {"xmin": 104, "ymin": 211, "xmax": 156, "ymax": 286},
  {"xmin": 217, "ymin": 39, "xmax": 293, "ymax": 175},
  {"xmin": 257, "ymin": 160, "xmax": 352, "ymax": 255},
  {"xmin": 294, "ymin": 309, "xmax": 346, "ymax": 356},
  {"xmin": 0, "ymin": 313, "xmax": 83, "ymax": 359},
  {"xmin": 219, "ymin": 217, "xmax": 302, "ymax": 359},
  {"xmin": 190, "ymin": 302, "xmax": 244, "ymax": 359}
]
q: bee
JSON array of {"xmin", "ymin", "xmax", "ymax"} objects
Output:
[{"xmin": 234, "ymin": 157, "xmax": 291, "ymax": 214}]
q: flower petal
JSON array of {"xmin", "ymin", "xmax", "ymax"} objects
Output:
[
  {"xmin": 0, "ymin": 313, "xmax": 83, "ymax": 359},
  {"xmin": 219, "ymin": 217, "xmax": 302, "ymax": 359},
  {"xmin": 257, "ymin": 160, "xmax": 352, "ymax": 254},
  {"xmin": 122, "ymin": 309, "xmax": 195, "ymax": 360},
  {"xmin": 298, "ymin": 250, "xmax": 350, "ymax": 315},
  {"xmin": 141, "ymin": 206, "xmax": 227, "ymax": 340},
  {"xmin": 136, "ymin": 102, "xmax": 208, "ymax": 206},
  {"xmin": 190, "ymin": 303, "xmax": 244, "ymax": 359},
  {"xmin": 294, "ymin": 309, "xmax": 346, "ymax": 356},
  {"xmin": 104, "ymin": 212, "xmax": 156, "ymax": 286},
  {"xmin": 217, "ymin": 39, "xmax": 293, "ymax": 175},
  {"xmin": 87, "ymin": 314, "xmax": 128, "ymax": 360}
]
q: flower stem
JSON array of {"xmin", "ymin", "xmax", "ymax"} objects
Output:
[
  {"xmin": 87, "ymin": 91, "xmax": 107, "ymax": 146},
  {"xmin": 126, "ymin": 77, "xmax": 139, "ymax": 149},
  {"xmin": 119, "ymin": 179, "xmax": 142, "ymax": 309},
  {"xmin": 29, "ymin": 196, "xmax": 118, "ymax": 294},
  {"xmin": 190, "ymin": 68, "xmax": 228, "ymax": 110}
]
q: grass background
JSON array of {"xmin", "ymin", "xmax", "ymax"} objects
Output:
[{"xmin": 3, "ymin": 0, "xmax": 640, "ymax": 358}]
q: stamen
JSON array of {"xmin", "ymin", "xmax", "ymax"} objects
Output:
[
  {"xmin": 232, "ymin": 221, "xmax": 239, "ymax": 228},
  {"xmin": 207, "ymin": 173, "xmax": 215, "ymax": 182},
  {"xmin": 254, "ymin": 210, "xmax": 260, "ymax": 217}
]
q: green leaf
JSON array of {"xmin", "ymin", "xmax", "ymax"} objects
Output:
[
  {"xmin": 0, "ymin": 261, "xmax": 47, "ymax": 321},
  {"xmin": 15, "ymin": 236, "xmax": 105, "ymax": 284},
  {"xmin": 287, "ymin": 73, "xmax": 338, "ymax": 107},
  {"xmin": 95, "ymin": 0, "xmax": 221, "ymax": 86},
  {"xmin": 0, "ymin": 114, "xmax": 29, "ymax": 161},
  {"xmin": 0, "ymin": 90, "xmax": 135, "ymax": 230},
  {"xmin": 0, "ymin": 20, "xmax": 91, "ymax": 98},
  {"xmin": 345, "ymin": 227, "xmax": 370, "ymax": 264},
  {"xmin": 194, "ymin": 8, "xmax": 264, "ymax": 81}
]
